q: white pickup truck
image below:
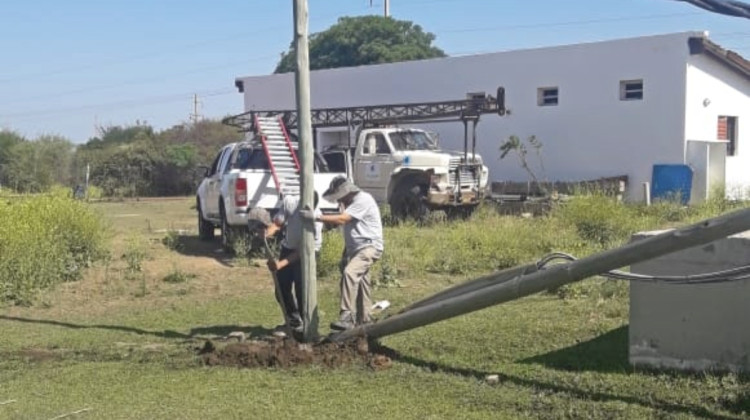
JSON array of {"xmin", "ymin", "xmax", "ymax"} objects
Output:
[
  {"xmin": 196, "ymin": 140, "xmax": 343, "ymax": 250},
  {"xmin": 319, "ymin": 127, "xmax": 489, "ymax": 220}
]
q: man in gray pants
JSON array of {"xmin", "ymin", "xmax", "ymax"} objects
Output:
[{"xmin": 311, "ymin": 177, "xmax": 384, "ymax": 331}]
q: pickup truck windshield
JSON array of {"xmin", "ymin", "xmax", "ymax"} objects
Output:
[{"xmin": 388, "ymin": 131, "xmax": 439, "ymax": 151}]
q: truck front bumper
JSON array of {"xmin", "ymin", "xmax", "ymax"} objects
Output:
[{"xmin": 426, "ymin": 189, "xmax": 484, "ymax": 207}]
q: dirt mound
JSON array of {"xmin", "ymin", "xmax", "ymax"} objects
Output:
[{"xmin": 198, "ymin": 336, "xmax": 392, "ymax": 370}]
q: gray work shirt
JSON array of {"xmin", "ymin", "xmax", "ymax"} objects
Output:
[
  {"xmin": 343, "ymin": 191, "xmax": 384, "ymax": 254},
  {"xmin": 273, "ymin": 196, "xmax": 323, "ymax": 251}
]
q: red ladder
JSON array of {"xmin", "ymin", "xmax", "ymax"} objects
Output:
[{"xmin": 255, "ymin": 115, "xmax": 301, "ymax": 197}]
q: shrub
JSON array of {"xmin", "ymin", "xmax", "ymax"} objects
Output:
[
  {"xmin": 553, "ymin": 194, "xmax": 638, "ymax": 247},
  {"xmin": 0, "ymin": 191, "xmax": 108, "ymax": 305}
]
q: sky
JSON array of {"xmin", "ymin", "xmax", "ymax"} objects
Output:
[{"xmin": 0, "ymin": 0, "xmax": 748, "ymax": 144}]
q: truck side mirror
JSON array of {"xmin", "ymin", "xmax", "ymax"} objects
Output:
[{"xmin": 496, "ymin": 87, "xmax": 506, "ymax": 116}]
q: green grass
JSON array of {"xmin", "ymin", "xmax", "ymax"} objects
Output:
[{"xmin": 1, "ymin": 195, "xmax": 749, "ymax": 419}]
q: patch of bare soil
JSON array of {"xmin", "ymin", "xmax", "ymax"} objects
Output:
[
  {"xmin": 17, "ymin": 348, "xmax": 61, "ymax": 363},
  {"xmin": 198, "ymin": 337, "xmax": 393, "ymax": 370}
]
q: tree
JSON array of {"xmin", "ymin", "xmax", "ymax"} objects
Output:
[
  {"xmin": 0, "ymin": 130, "xmax": 25, "ymax": 189},
  {"xmin": 1, "ymin": 135, "xmax": 74, "ymax": 192},
  {"xmin": 274, "ymin": 16, "xmax": 446, "ymax": 73},
  {"xmin": 499, "ymin": 135, "xmax": 547, "ymax": 193},
  {"xmin": 72, "ymin": 119, "xmax": 242, "ymax": 197}
]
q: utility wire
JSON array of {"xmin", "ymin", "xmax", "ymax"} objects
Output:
[
  {"xmin": 9, "ymin": 55, "xmax": 277, "ymax": 105},
  {"xmin": 674, "ymin": 0, "xmax": 750, "ymax": 19},
  {"xmin": 0, "ymin": 6, "xmax": 372, "ymax": 85},
  {"xmin": 5, "ymin": 11, "xmax": 719, "ymax": 104},
  {"xmin": 537, "ymin": 252, "xmax": 750, "ymax": 284},
  {"xmin": 3, "ymin": 88, "xmax": 234, "ymax": 120},
  {"xmin": 439, "ymin": 12, "xmax": 704, "ymax": 34}
]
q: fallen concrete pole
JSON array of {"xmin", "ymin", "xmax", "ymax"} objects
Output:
[
  {"xmin": 331, "ymin": 207, "xmax": 750, "ymax": 342},
  {"xmin": 397, "ymin": 263, "xmax": 538, "ymax": 314}
]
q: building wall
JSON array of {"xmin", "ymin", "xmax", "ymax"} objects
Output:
[
  {"xmin": 238, "ymin": 33, "xmax": 704, "ymax": 201},
  {"xmin": 685, "ymin": 55, "xmax": 750, "ymax": 198}
]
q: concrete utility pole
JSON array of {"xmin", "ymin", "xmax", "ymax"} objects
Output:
[
  {"xmin": 190, "ymin": 94, "xmax": 201, "ymax": 125},
  {"xmin": 370, "ymin": 0, "xmax": 390, "ymax": 17},
  {"xmin": 332, "ymin": 207, "xmax": 750, "ymax": 342},
  {"xmin": 293, "ymin": 0, "xmax": 318, "ymax": 342}
]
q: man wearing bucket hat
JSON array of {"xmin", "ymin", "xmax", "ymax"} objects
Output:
[
  {"xmin": 305, "ymin": 176, "xmax": 383, "ymax": 331},
  {"xmin": 248, "ymin": 192, "xmax": 323, "ymax": 337}
]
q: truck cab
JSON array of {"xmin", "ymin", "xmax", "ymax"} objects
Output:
[{"xmin": 320, "ymin": 127, "xmax": 489, "ymax": 219}]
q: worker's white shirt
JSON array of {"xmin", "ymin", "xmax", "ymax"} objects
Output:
[
  {"xmin": 343, "ymin": 191, "xmax": 383, "ymax": 254},
  {"xmin": 273, "ymin": 196, "xmax": 323, "ymax": 251}
]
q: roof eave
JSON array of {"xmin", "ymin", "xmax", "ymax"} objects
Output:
[{"xmin": 689, "ymin": 36, "xmax": 750, "ymax": 80}]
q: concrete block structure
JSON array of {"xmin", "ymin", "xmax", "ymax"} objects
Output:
[{"xmin": 629, "ymin": 231, "xmax": 750, "ymax": 372}]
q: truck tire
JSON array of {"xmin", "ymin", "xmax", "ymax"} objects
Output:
[
  {"xmin": 197, "ymin": 199, "xmax": 215, "ymax": 241},
  {"xmin": 446, "ymin": 204, "xmax": 478, "ymax": 221},
  {"xmin": 390, "ymin": 181, "xmax": 429, "ymax": 222},
  {"xmin": 220, "ymin": 202, "xmax": 234, "ymax": 253}
]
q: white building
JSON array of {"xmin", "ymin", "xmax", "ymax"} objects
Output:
[{"xmin": 234, "ymin": 32, "xmax": 750, "ymax": 202}]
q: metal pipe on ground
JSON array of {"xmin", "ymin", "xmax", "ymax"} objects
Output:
[{"xmin": 331, "ymin": 207, "xmax": 750, "ymax": 342}]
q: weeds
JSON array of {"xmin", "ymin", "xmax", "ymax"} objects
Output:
[
  {"xmin": 374, "ymin": 253, "xmax": 400, "ymax": 288},
  {"xmin": 161, "ymin": 229, "xmax": 183, "ymax": 251},
  {"xmin": 162, "ymin": 268, "xmax": 197, "ymax": 284},
  {"xmin": 122, "ymin": 234, "xmax": 147, "ymax": 281},
  {"xmin": 0, "ymin": 191, "xmax": 108, "ymax": 305}
]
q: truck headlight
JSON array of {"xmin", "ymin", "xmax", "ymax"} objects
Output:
[{"xmin": 430, "ymin": 173, "xmax": 448, "ymax": 190}]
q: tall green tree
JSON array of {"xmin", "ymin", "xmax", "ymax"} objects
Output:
[
  {"xmin": 0, "ymin": 130, "xmax": 25, "ymax": 189},
  {"xmin": 3, "ymin": 135, "xmax": 74, "ymax": 192},
  {"xmin": 274, "ymin": 16, "xmax": 446, "ymax": 73}
]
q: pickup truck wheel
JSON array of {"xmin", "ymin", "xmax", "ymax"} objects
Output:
[
  {"xmin": 390, "ymin": 182, "xmax": 429, "ymax": 222},
  {"xmin": 220, "ymin": 203, "xmax": 234, "ymax": 253},
  {"xmin": 197, "ymin": 201, "xmax": 215, "ymax": 241}
]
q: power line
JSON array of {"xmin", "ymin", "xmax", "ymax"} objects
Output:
[
  {"xmin": 3, "ymin": 88, "xmax": 234, "ymax": 120},
  {"xmin": 9, "ymin": 11, "xmax": 724, "ymax": 104},
  {"xmin": 437, "ymin": 12, "xmax": 704, "ymax": 34},
  {"xmin": 0, "ymin": 6, "xmax": 372, "ymax": 85},
  {"xmin": 8, "ymin": 55, "xmax": 277, "ymax": 104},
  {"xmin": 674, "ymin": 0, "xmax": 750, "ymax": 19}
]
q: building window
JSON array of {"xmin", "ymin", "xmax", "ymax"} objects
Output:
[
  {"xmin": 718, "ymin": 116, "xmax": 738, "ymax": 156},
  {"xmin": 537, "ymin": 87, "xmax": 558, "ymax": 106},
  {"xmin": 620, "ymin": 79, "xmax": 643, "ymax": 101}
]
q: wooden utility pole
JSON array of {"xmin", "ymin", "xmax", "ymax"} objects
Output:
[{"xmin": 293, "ymin": 0, "xmax": 318, "ymax": 341}]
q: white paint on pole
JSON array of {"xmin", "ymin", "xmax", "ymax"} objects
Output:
[{"xmin": 293, "ymin": 0, "xmax": 318, "ymax": 341}]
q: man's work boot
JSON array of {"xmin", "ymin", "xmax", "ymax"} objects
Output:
[{"xmin": 330, "ymin": 312, "xmax": 355, "ymax": 331}]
